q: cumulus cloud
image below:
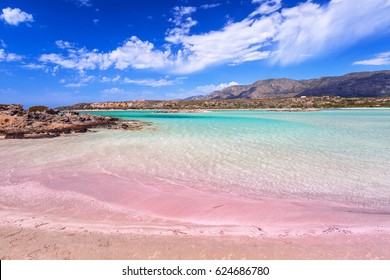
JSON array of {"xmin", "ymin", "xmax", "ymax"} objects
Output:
[
  {"xmin": 73, "ymin": 0, "xmax": 92, "ymax": 7},
  {"xmin": 38, "ymin": 0, "xmax": 390, "ymax": 74},
  {"xmin": 272, "ymin": 0, "xmax": 390, "ymax": 65},
  {"xmin": 123, "ymin": 77, "xmax": 185, "ymax": 87},
  {"xmin": 0, "ymin": 49, "xmax": 23, "ymax": 62},
  {"xmin": 166, "ymin": 6, "xmax": 198, "ymax": 44},
  {"xmin": 22, "ymin": 63, "xmax": 47, "ymax": 70},
  {"xmin": 177, "ymin": 0, "xmax": 390, "ymax": 70},
  {"xmin": 196, "ymin": 81, "xmax": 239, "ymax": 93},
  {"xmin": 172, "ymin": 14, "xmax": 277, "ymax": 73},
  {"xmin": 64, "ymin": 75, "xmax": 95, "ymax": 87},
  {"xmin": 353, "ymin": 52, "xmax": 390, "ymax": 66},
  {"xmin": 250, "ymin": 0, "xmax": 282, "ymax": 16},
  {"xmin": 109, "ymin": 36, "xmax": 171, "ymax": 70},
  {"xmin": 55, "ymin": 40, "xmax": 75, "ymax": 49},
  {"xmin": 200, "ymin": 3, "xmax": 221, "ymax": 10},
  {"xmin": 0, "ymin": 7, "xmax": 34, "ymax": 26},
  {"xmin": 40, "ymin": 47, "xmax": 111, "ymax": 72},
  {"xmin": 101, "ymin": 75, "xmax": 121, "ymax": 83},
  {"xmin": 102, "ymin": 87, "xmax": 123, "ymax": 94}
]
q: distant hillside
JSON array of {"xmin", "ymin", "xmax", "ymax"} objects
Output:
[
  {"xmin": 58, "ymin": 96, "xmax": 390, "ymax": 111},
  {"xmin": 190, "ymin": 70, "xmax": 390, "ymax": 100}
]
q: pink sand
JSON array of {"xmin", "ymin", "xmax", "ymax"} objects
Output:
[{"xmin": 1, "ymin": 170, "xmax": 389, "ymax": 237}]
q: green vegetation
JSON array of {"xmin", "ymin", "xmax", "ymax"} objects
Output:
[
  {"xmin": 57, "ymin": 97, "xmax": 390, "ymax": 111},
  {"xmin": 28, "ymin": 106, "xmax": 49, "ymax": 112}
]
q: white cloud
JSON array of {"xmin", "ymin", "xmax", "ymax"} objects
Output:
[
  {"xmin": 0, "ymin": 49, "xmax": 23, "ymax": 62},
  {"xmin": 73, "ymin": 0, "xmax": 92, "ymax": 7},
  {"xmin": 0, "ymin": 39, "xmax": 6, "ymax": 48},
  {"xmin": 22, "ymin": 63, "xmax": 46, "ymax": 70},
  {"xmin": 172, "ymin": 6, "xmax": 197, "ymax": 21},
  {"xmin": 64, "ymin": 75, "xmax": 95, "ymax": 87},
  {"xmin": 112, "ymin": 75, "xmax": 121, "ymax": 82},
  {"xmin": 353, "ymin": 52, "xmax": 390, "ymax": 66},
  {"xmin": 174, "ymin": 0, "xmax": 390, "ymax": 71},
  {"xmin": 40, "ymin": 47, "xmax": 111, "ymax": 72},
  {"xmin": 166, "ymin": 6, "xmax": 198, "ymax": 44},
  {"xmin": 3, "ymin": 52, "xmax": 22, "ymax": 61},
  {"xmin": 38, "ymin": 0, "xmax": 390, "ymax": 74},
  {"xmin": 177, "ymin": 81, "xmax": 240, "ymax": 99},
  {"xmin": 250, "ymin": 0, "xmax": 282, "ymax": 16},
  {"xmin": 196, "ymin": 81, "xmax": 239, "ymax": 93},
  {"xmin": 172, "ymin": 14, "xmax": 277, "ymax": 73},
  {"xmin": 40, "ymin": 37, "xmax": 170, "ymax": 73},
  {"xmin": 0, "ymin": 7, "xmax": 34, "ymax": 26},
  {"xmin": 101, "ymin": 75, "xmax": 121, "ymax": 83},
  {"xmin": 272, "ymin": 0, "xmax": 390, "ymax": 65},
  {"xmin": 55, "ymin": 40, "xmax": 75, "ymax": 49},
  {"xmin": 109, "ymin": 36, "xmax": 171, "ymax": 70},
  {"xmin": 123, "ymin": 77, "xmax": 184, "ymax": 87},
  {"xmin": 200, "ymin": 3, "xmax": 221, "ymax": 10},
  {"xmin": 102, "ymin": 87, "xmax": 123, "ymax": 94}
]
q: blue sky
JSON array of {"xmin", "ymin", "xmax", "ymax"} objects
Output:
[{"xmin": 1, "ymin": 0, "xmax": 390, "ymax": 107}]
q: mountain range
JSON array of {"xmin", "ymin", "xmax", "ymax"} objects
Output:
[{"xmin": 188, "ymin": 70, "xmax": 390, "ymax": 100}]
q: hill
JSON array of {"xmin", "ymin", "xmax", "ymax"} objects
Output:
[{"xmin": 191, "ymin": 70, "xmax": 390, "ymax": 100}]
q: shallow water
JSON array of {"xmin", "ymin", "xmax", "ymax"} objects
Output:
[
  {"xmin": 0, "ymin": 109, "xmax": 389, "ymax": 231},
  {"xmin": 80, "ymin": 109, "xmax": 390, "ymax": 208}
]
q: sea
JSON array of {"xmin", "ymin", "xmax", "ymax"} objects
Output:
[
  {"xmin": 85, "ymin": 109, "xmax": 390, "ymax": 207},
  {"xmin": 1, "ymin": 109, "xmax": 389, "ymax": 231}
]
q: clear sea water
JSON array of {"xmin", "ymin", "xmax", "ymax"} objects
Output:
[
  {"xmin": 82, "ymin": 109, "xmax": 390, "ymax": 209},
  {"xmin": 1, "ymin": 109, "xmax": 389, "ymax": 211}
]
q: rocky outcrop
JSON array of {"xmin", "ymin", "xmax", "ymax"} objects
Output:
[
  {"xmin": 190, "ymin": 70, "xmax": 390, "ymax": 100},
  {"xmin": 0, "ymin": 104, "xmax": 149, "ymax": 139}
]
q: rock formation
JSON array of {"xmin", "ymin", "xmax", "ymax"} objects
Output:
[{"xmin": 0, "ymin": 104, "xmax": 149, "ymax": 139}]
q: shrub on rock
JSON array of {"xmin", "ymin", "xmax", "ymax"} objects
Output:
[{"xmin": 29, "ymin": 106, "xmax": 49, "ymax": 112}]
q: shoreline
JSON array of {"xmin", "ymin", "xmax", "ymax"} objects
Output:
[
  {"xmin": 1, "ymin": 176, "xmax": 390, "ymax": 259},
  {"xmin": 2, "ymin": 171, "xmax": 389, "ymax": 238},
  {"xmin": 74, "ymin": 107, "xmax": 390, "ymax": 112},
  {"xmin": 1, "ymin": 108, "xmax": 389, "ymax": 260}
]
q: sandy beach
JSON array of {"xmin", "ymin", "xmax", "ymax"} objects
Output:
[
  {"xmin": 1, "ymin": 109, "xmax": 389, "ymax": 260},
  {"xmin": 2, "ymin": 0, "xmax": 390, "ymax": 266},
  {"xmin": 1, "ymin": 211, "xmax": 390, "ymax": 260},
  {"xmin": 1, "ymin": 181, "xmax": 390, "ymax": 261}
]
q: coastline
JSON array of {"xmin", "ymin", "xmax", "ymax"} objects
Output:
[
  {"xmin": 75, "ymin": 107, "xmax": 390, "ymax": 112},
  {"xmin": 1, "ymin": 175, "xmax": 390, "ymax": 260},
  {"xmin": 57, "ymin": 96, "xmax": 390, "ymax": 112},
  {"xmin": 1, "ymin": 108, "xmax": 389, "ymax": 260}
]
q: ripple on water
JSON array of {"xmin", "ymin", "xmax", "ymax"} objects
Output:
[{"xmin": 1, "ymin": 109, "xmax": 389, "ymax": 209}]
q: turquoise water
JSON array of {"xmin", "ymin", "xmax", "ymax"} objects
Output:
[
  {"xmin": 1, "ymin": 109, "xmax": 389, "ymax": 212},
  {"xmin": 78, "ymin": 109, "xmax": 390, "ymax": 209}
]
